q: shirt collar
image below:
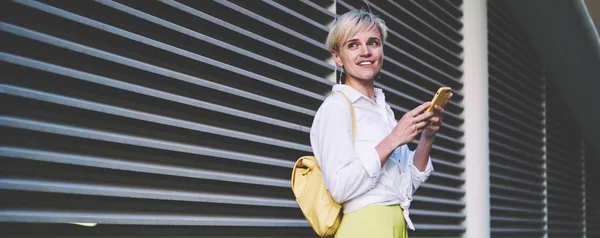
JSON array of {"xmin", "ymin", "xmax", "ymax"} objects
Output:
[{"xmin": 332, "ymin": 84, "xmax": 384, "ymax": 103}]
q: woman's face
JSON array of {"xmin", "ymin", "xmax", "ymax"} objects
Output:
[{"xmin": 333, "ymin": 27, "xmax": 384, "ymax": 83}]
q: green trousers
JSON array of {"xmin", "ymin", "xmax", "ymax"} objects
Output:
[{"xmin": 335, "ymin": 205, "xmax": 408, "ymax": 238}]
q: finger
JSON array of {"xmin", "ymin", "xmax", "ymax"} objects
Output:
[
  {"xmin": 417, "ymin": 126, "xmax": 433, "ymax": 134},
  {"xmin": 409, "ymin": 102, "xmax": 430, "ymax": 117},
  {"xmin": 442, "ymin": 92, "xmax": 453, "ymax": 107},
  {"xmin": 410, "ymin": 122, "xmax": 427, "ymax": 134},
  {"xmin": 423, "ymin": 126, "xmax": 440, "ymax": 134},
  {"xmin": 414, "ymin": 111, "xmax": 434, "ymax": 123},
  {"xmin": 414, "ymin": 121, "xmax": 430, "ymax": 130},
  {"xmin": 415, "ymin": 126, "xmax": 425, "ymax": 135},
  {"xmin": 431, "ymin": 106, "xmax": 445, "ymax": 122},
  {"xmin": 434, "ymin": 105, "xmax": 445, "ymax": 115},
  {"xmin": 429, "ymin": 114, "xmax": 443, "ymax": 124},
  {"xmin": 430, "ymin": 120, "xmax": 443, "ymax": 127},
  {"xmin": 426, "ymin": 121, "xmax": 441, "ymax": 129},
  {"xmin": 428, "ymin": 116, "xmax": 441, "ymax": 123},
  {"xmin": 409, "ymin": 102, "xmax": 431, "ymax": 117}
]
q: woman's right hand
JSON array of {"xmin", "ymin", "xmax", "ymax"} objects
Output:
[{"xmin": 390, "ymin": 102, "xmax": 435, "ymax": 147}]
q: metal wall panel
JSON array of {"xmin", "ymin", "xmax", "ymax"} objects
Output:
[
  {"xmin": 337, "ymin": 1, "xmax": 465, "ymax": 237},
  {"xmin": 546, "ymin": 85, "xmax": 585, "ymax": 238},
  {"xmin": 585, "ymin": 142, "xmax": 599, "ymax": 237},
  {"xmin": 487, "ymin": 1, "xmax": 547, "ymax": 237},
  {"xmin": 1, "ymin": 0, "xmax": 467, "ymax": 237},
  {"xmin": 1, "ymin": 0, "xmax": 335, "ymax": 236}
]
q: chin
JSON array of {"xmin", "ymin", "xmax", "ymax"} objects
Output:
[
  {"xmin": 359, "ymin": 77, "xmax": 375, "ymax": 81},
  {"xmin": 358, "ymin": 69, "xmax": 380, "ymax": 81},
  {"xmin": 359, "ymin": 73, "xmax": 377, "ymax": 81}
]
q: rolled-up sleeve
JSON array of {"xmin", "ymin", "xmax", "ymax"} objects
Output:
[
  {"xmin": 310, "ymin": 98, "xmax": 382, "ymax": 203},
  {"xmin": 408, "ymin": 153, "xmax": 433, "ymax": 192},
  {"xmin": 396, "ymin": 146, "xmax": 434, "ymax": 194}
]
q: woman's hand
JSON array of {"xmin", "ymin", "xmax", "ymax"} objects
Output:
[
  {"xmin": 390, "ymin": 102, "xmax": 435, "ymax": 147},
  {"xmin": 422, "ymin": 92, "xmax": 453, "ymax": 139}
]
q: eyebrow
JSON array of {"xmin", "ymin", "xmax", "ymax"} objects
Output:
[
  {"xmin": 344, "ymin": 37, "xmax": 381, "ymax": 45},
  {"xmin": 344, "ymin": 39, "xmax": 358, "ymax": 45}
]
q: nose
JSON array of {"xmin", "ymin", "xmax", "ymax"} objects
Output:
[{"xmin": 359, "ymin": 44, "xmax": 371, "ymax": 57}]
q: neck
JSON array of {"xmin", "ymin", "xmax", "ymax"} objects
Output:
[{"xmin": 345, "ymin": 77, "xmax": 375, "ymax": 101}]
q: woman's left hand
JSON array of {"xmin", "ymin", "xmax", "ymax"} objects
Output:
[{"xmin": 422, "ymin": 92, "xmax": 453, "ymax": 139}]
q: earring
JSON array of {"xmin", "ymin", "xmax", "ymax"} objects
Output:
[{"xmin": 338, "ymin": 67, "xmax": 344, "ymax": 84}]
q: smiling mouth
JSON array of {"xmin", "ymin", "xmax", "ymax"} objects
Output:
[{"xmin": 357, "ymin": 61, "xmax": 374, "ymax": 65}]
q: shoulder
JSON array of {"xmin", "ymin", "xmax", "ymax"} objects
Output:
[
  {"xmin": 319, "ymin": 93, "xmax": 352, "ymax": 112},
  {"xmin": 314, "ymin": 93, "xmax": 353, "ymax": 122}
]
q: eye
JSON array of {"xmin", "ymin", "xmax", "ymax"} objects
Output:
[
  {"xmin": 368, "ymin": 40, "xmax": 380, "ymax": 46},
  {"xmin": 348, "ymin": 42, "xmax": 357, "ymax": 49}
]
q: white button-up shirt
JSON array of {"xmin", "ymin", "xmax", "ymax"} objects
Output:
[{"xmin": 310, "ymin": 84, "xmax": 433, "ymax": 230}]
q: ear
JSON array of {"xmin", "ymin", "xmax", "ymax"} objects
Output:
[{"xmin": 331, "ymin": 50, "xmax": 343, "ymax": 67}]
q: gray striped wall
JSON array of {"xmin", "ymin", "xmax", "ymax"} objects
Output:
[
  {"xmin": 489, "ymin": 1, "xmax": 598, "ymax": 237},
  {"xmin": 1, "ymin": 0, "xmax": 332, "ymax": 236},
  {"xmin": 488, "ymin": 1, "xmax": 546, "ymax": 236},
  {"xmin": 1, "ymin": 0, "xmax": 465, "ymax": 236},
  {"xmin": 1, "ymin": 0, "xmax": 598, "ymax": 237}
]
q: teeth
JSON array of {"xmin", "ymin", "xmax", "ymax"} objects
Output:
[{"xmin": 359, "ymin": 61, "xmax": 373, "ymax": 65}]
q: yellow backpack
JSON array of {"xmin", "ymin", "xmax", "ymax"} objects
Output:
[{"xmin": 291, "ymin": 92, "xmax": 356, "ymax": 237}]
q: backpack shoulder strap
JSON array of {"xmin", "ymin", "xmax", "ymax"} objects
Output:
[
  {"xmin": 331, "ymin": 91, "xmax": 356, "ymax": 140},
  {"xmin": 385, "ymin": 104, "xmax": 394, "ymax": 118}
]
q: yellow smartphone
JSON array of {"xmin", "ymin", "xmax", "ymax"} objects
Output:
[{"xmin": 426, "ymin": 87, "xmax": 452, "ymax": 113}]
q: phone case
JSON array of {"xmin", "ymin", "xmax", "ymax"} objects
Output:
[{"xmin": 426, "ymin": 87, "xmax": 452, "ymax": 112}]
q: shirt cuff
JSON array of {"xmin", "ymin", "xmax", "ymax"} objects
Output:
[
  {"xmin": 356, "ymin": 146, "xmax": 382, "ymax": 179},
  {"xmin": 409, "ymin": 156, "xmax": 434, "ymax": 182}
]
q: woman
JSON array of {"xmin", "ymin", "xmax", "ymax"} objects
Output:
[{"xmin": 310, "ymin": 10, "xmax": 452, "ymax": 238}]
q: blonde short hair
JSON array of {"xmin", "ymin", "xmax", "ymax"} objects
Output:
[{"xmin": 326, "ymin": 10, "xmax": 388, "ymax": 52}]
